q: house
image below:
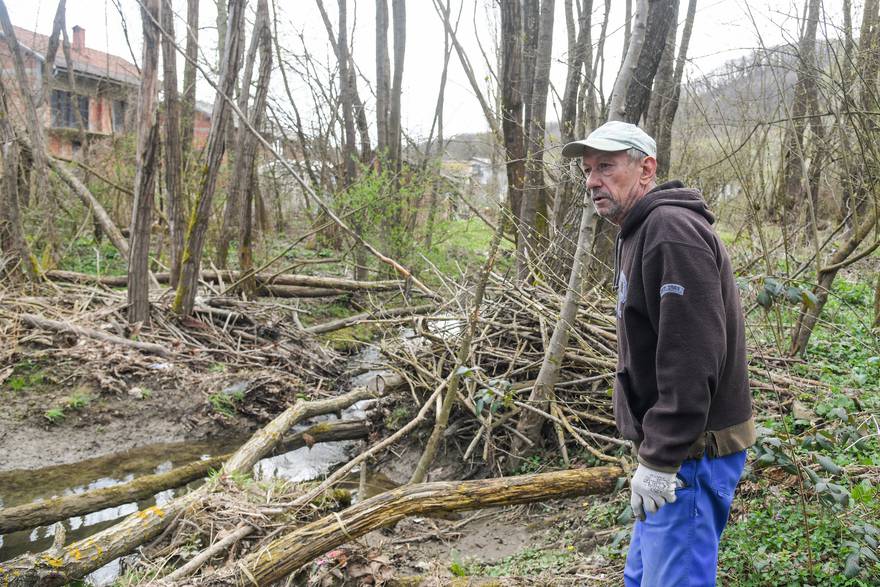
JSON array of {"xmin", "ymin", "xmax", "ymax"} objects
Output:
[{"xmin": 0, "ymin": 24, "xmax": 139, "ymax": 158}]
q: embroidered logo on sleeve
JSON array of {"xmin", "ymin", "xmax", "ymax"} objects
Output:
[
  {"xmin": 617, "ymin": 273, "xmax": 628, "ymax": 318},
  {"xmin": 660, "ymin": 283, "xmax": 685, "ymax": 298}
]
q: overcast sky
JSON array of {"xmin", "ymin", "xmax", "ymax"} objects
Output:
[{"xmin": 5, "ymin": 0, "xmax": 848, "ymax": 139}]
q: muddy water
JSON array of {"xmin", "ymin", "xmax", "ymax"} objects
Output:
[
  {"xmin": 0, "ymin": 349, "xmax": 397, "ymax": 584},
  {"xmin": 0, "ymin": 437, "xmax": 246, "ymax": 584}
]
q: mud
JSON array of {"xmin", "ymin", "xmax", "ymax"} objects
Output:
[{"xmin": 0, "ymin": 363, "xmax": 256, "ymax": 472}]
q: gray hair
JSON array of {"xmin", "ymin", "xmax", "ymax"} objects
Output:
[{"xmin": 626, "ymin": 147, "xmax": 649, "ymax": 162}]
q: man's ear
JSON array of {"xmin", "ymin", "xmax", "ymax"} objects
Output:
[{"xmin": 640, "ymin": 156, "xmax": 657, "ymax": 183}]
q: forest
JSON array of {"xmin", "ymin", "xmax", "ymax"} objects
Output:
[{"xmin": 0, "ymin": 0, "xmax": 878, "ymax": 585}]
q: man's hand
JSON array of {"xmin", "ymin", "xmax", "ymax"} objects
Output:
[{"xmin": 630, "ymin": 463, "xmax": 681, "ymax": 521}]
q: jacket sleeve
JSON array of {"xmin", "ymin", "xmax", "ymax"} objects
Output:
[{"xmin": 638, "ymin": 240, "xmax": 726, "ymax": 472}]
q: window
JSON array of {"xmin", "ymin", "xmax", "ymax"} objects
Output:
[
  {"xmin": 51, "ymin": 90, "xmax": 89, "ymax": 129},
  {"xmin": 112, "ymin": 100, "xmax": 126, "ymax": 133}
]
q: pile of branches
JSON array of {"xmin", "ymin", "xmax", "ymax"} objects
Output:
[
  {"xmin": 381, "ymin": 272, "xmax": 625, "ymax": 470},
  {"xmin": 0, "ymin": 279, "xmax": 342, "ymax": 417}
]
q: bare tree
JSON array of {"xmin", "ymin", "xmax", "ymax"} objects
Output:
[
  {"xmin": 608, "ymin": 0, "xmax": 675, "ymax": 123},
  {"xmin": 179, "ymin": 0, "xmax": 199, "ymax": 173},
  {"xmin": 590, "ymin": 0, "xmax": 674, "ymax": 287},
  {"xmin": 375, "ymin": 0, "xmax": 390, "ymax": 157},
  {"xmin": 238, "ymin": 0, "xmax": 273, "ymax": 296},
  {"xmin": 500, "ymin": 0, "xmax": 525, "ymax": 232},
  {"xmin": 315, "ymin": 0, "xmax": 372, "ymax": 167},
  {"xmin": 387, "ymin": 0, "xmax": 406, "ymax": 173},
  {"xmin": 0, "ymin": 76, "xmax": 35, "ymax": 280},
  {"xmin": 161, "ymin": 0, "xmax": 184, "ymax": 287},
  {"xmin": 216, "ymin": 0, "xmax": 267, "ymax": 268},
  {"xmin": 655, "ymin": 0, "xmax": 696, "ymax": 179},
  {"xmin": 0, "ymin": 1, "xmax": 51, "ymax": 220},
  {"xmin": 517, "ymin": 0, "xmax": 555, "ymax": 282},
  {"xmin": 173, "ymin": 0, "xmax": 246, "ymax": 317},
  {"xmin": 551, "ymin": 0, "xmax": 593, "ymax": 276},
  {"xmin": 128, "ymin": 0, "xmax": 162, "ymax": 324},
  {"xmin": 774, "ymin": 0, "xmax": 821, "ymax": 227}
]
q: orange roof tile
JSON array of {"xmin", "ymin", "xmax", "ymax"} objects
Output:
[{"xmin": 8, "ymin": 24, "xmax": 139, "ymax": 86}]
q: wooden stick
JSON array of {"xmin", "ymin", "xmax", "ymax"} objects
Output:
[
  {"xmin": 305, "ymin": 304, "xmax": 437, "ymax": 335},
  {"xmin": 45, "ymin": 270, "xmax": 405, "ymax": 293},
  {"xmin": 163, "ymin": 524, "xmax": 254, "ymax": 583},
  {"xmin": 19, "ymin": 313, "xmax": 170, "ymax": 356},
  {"xmin": 229, "ymin": 467, "xmax": 623, "ymax": 584}
]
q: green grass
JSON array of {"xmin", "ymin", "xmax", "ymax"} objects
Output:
[
  {"xmin": 43, "ymin": 407, "xmax": 65, "ymax": 424},
  {"xmin": 208, "ymin": 390, "xmax": 245, "ymax": 418},
  {"xmin": 422, "ymin": 217, "xmax": 513, "ymax": 279},
  {"xmin": 4, "ymin": 361, "xmax": 47, "ymax": 392},
  {"xmin": 57, "ymin": 236, "xmax": 127, "ymax": 276},
  {"xmin": 451, "ymin": 547, "xmax": 578, "ymax": 578}
]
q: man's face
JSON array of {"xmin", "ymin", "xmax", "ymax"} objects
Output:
[{"xmin": 580, "ymin": 149, "xmax": 655, "ymax": 225}]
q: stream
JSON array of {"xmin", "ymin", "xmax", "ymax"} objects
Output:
[{"xmin": 0, "ymin": 348, "xmax": 398, "ymax": 585}]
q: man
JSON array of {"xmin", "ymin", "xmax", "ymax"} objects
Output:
[{"xmin": 562, "ymin": 121, "xmax": 756, "ymax": 587}]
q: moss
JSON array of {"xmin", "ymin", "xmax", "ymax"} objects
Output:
[{"xmin": 321, "ymin": 323, "xmax": 378, "ymax": 353}]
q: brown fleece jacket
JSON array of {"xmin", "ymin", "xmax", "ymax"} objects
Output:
[{"xmin": 613, "ymin": 181, "xmax": 755, "ymax": 472}]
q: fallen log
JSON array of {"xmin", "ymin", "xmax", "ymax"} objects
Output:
[
  {"xmin": 45, "ymin": 270, "xmax": 405, "ymax": 292},
  {"xmin": 227, "ymin": 466, "xmax": 624, "ymax": 585},
  {"xmin": 0, "ymin": 419, "xmax": 369, "ymax": 534},
  {"xmin": 305, "ymin": 304, "xmax": 437, "ymax": 335},
  {"xmin": 0, "ymin": 388, "xmax": 378, "ymax": 587},
  {"xmin": 18, "ymin": 313, "xmax": 170, "ymax": 356}
]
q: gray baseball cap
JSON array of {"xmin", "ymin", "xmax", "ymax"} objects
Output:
[{"xmin": 561, "ymin": 121, "xmax": 656, "ymax": 158}]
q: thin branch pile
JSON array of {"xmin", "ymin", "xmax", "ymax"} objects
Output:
[{"xmin": 381, "ymin": 272, "xmax": 623, "ymax": 470}]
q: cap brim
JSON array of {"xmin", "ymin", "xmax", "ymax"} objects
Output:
[{"xmin": 561, "ymin": 138, "xmax": 631, "ymax": 157}]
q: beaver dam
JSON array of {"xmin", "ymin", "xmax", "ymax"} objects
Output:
[{"xmin": 0, "ymin": 271, "xmax": 864, "ymax": 586}]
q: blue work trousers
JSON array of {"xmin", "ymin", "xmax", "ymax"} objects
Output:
[{"xmin": 623, "ymin": 450, "xmax": 747, "ymax": 587}]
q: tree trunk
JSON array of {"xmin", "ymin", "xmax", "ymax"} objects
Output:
[
  {"xmin": 773, "ymin": 0, "xmax": 820, "ymax": 225},
  {"xmin": 387, "ymin": 0, "xmax": 406, "ymax": 173},
  {"xmin": 433, "ymin": 0, "xmax": 502, "ymax": 140},
  {"xmin": 375, "ymin": 0, "xmax": 391, "ymax": 157},
  {"xmin": 48, "ymin": 268, "xmax": 405, "ymax": 291},
  {"xmin": 44, "ymin": 156, "xmax": 130, "ymax": 258},
  {"xmin": 500, "ymin": 0, "xmax": 526, "ymax": 233},
  {"xmin": 512, "ymin": 184, "xmax": 594, "ymax": 460},
  {"xmin": 592, "ymin": 0, "xmax": 673, "ymax": 289},
  {"xmin": 20, "ymin": 313, "xmax": 170, "ymax": 356},
  {"xmin": 226, "ymin": 467, "xmax": 623, "ymax": 585},
  {"xmin": 655, "ymin": 0, "xmax": 696, "ymax": 179},
  {"xmin": 216, "ymin": 1, "xmax": 263, "ymax": 269},
  {"xmin": 790, "ymin": 210, "xmax": 878, "ymax": 355},
  {"xmin": 645, "ymin": 0, "xmax": 678, "ymax": 139},
  {"xmin": 874, "ymin": 273, "xmax": 880, "ymax": 328},
  {"xmin": 584, "ymin": 0, "xmax": 612, "ymax": 130},
  {"xmin": 336, "ymin": 0, "xmax": 358, "ymax": 191},
  {"xmin": 238, "ymin": 0, "xmax": 273, "ymax": 296},
  {"xmin": 127, "ymin": 0, "xmax": 162, "ymax": 324},
  {"xmin": 1, "ymin": 419, "xmax": 370, "ymax": 535},
  {"xmin": 161, "ymin": 0, "xmax": 185, "ymax": 288},
  {"xmin": 517, "ymin": 0, "xmax": 555, "ymax": 282},
  {"xmin": 38, "ymin": 0, "xmax": 65, "ymax": 107},
  {"xmin": 173, "ymin": 0, "xmax": 246, "ymax": 317},
  {"xmin": 608, "ymin": 0, "xmax": 674, "ymax": 124},
  {"xmin": 180, "ymin": 0, "xmax": 199, "ymax": 175},
  {"xmin": 551, "ymin": 0, "xmax": 592, "ymax": 278},
  {"xmin": 0, "ymin": 1, "xmax": 50, "ymax": 217},
  {"xmin": 0, "ymin": 78, "xmax": 35, "ymax": 280}
]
